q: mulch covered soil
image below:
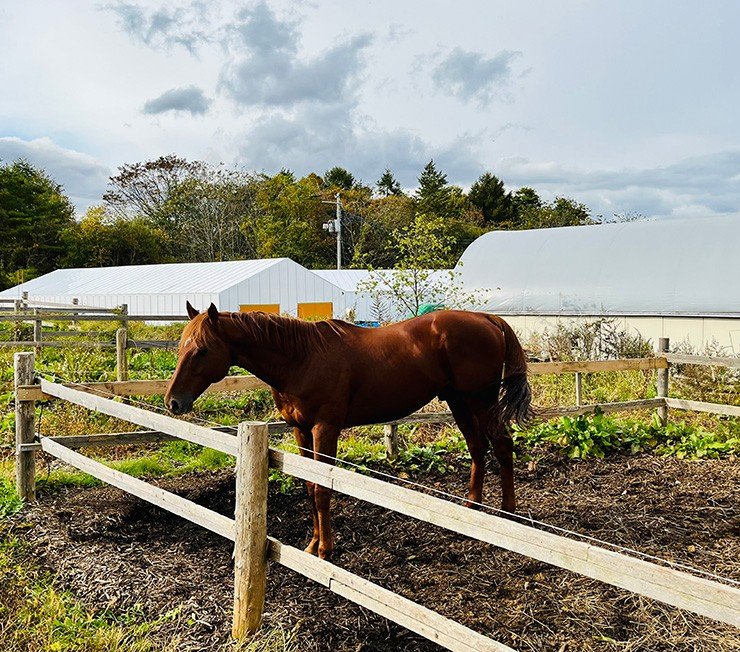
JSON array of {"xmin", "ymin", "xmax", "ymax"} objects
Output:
[{"xmin": 10, "ymin": 453, "xmax": 740, "ymax": 651}]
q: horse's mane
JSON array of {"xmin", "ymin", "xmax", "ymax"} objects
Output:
[{"xmin": 182, "ymin": 311, "xmax": 352, "ymax": 357}]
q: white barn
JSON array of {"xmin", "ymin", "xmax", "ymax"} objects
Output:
[
  {"xmin": 0, "ymin": 259, "xmax": 344, "ymax": 319},
  {"xmin": 456, "ymin": 216, "xmax": 740, "ymax": 351}
]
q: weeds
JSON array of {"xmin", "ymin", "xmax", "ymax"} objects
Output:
[
  {"xmin": 0, "ymin": 479, "xmax": 23, "ymax": 518},
  {"xmin": 515, "ymin": 411, "xmax": 739, "ymax": 460}
]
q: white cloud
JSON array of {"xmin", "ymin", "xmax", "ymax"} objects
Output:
[
  {"xmin": 0, "ymin": 137, "xmax": 110, "ymax": 213},
  {"xmin": 431, "ymin": 48, "xmax": 523, "ymax": 105},
  {"xmin": 496, "ymin": 151, "xmax": 740, "ymax": 218},
  {"xmin": 219, "ymin": 3, "xmax": 372, "ymax": 108},
  {"xmin": 143, "ymin": 86, "xmax": 212, "ymax": 115},
  {"xmin": 105, "ymin": 0, "xmax": 212, "ymax": 53}
]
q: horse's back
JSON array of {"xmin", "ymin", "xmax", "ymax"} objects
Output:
[{"xmin": 337, "ymin": 311, "xmax": 507, "ymax": 424}]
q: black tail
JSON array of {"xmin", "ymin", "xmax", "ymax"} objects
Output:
[{"xmin": 490, "ymin": 317, "xmax": 534, "ymax": 428}]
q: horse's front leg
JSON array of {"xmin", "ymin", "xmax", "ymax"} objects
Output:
[
  {"xmin": 311, "ymin": 422, "xmax": 340, "ymax": 560},
  {"xmin": 293, "ymin": 427, "xmax": 320, "ymax": 555}
]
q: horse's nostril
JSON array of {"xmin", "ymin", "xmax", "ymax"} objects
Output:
[{"xmin": 169, "ymin": 399, "xmax": 180, "ymax": 414}]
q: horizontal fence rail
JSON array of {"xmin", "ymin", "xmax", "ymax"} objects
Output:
[
  {"xmin": 38, "ymin": 380, "xmax": 238, "ymax": 456},
  {"xmin": 0, "ymin": 340, "xmax": 179, "ymax": 349},
  {"xmin": 39, "ymin": 425, "xmax": 511, "ymax": 651},
  {"xmin": 664, "ymin": 397, "xmax": 740, "ymax": 418},
  {"xmin": 13, "ymin": 349, "xmax": 740, "ymax": 650},
  {"xmin": 664, "ymin": 352, "xmax": 740, "ymax": 369},
  {"xmin": 270, "ymin": 448, "xmax": 740, "ymax": 627},
  {"xmin": 31, "ymin": 379, "xmax": 740, "ymax": 629},
  {"xmin": 528, "ymin": 357, "xmax": 669, "ymax": 374},
  {"xmin": 1, "ymin": 313, "xmax": 186, "ymax": 322}
]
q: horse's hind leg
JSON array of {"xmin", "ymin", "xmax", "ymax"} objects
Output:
[
  {"xmin": 293, "ymin": 427, "xmax": 320, "ymax": 555},
  {"xmin": 447, "ymin": 395, "xmax": 489, "ymax": 508},
  {"xmin": 491, "ymin": 427, "xmax": 516, "ymax": 513},
  {"xmin": 311, "ymin": 423, "xmax": 340, "ymax": 560}
]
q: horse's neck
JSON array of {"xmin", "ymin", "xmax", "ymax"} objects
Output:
[{"xmin": 226, "ymin": 313, "xmax": 309, "ymax": 391}]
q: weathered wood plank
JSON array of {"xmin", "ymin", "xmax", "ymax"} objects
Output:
[
  {"xmin": 19, "ymin": 374, "xmax": 269, "ymax": 400},
  {"xmin": 40, "ymin": 437, "xmax": 234, "ymax": 539},
  {"xmin": 0, "ymin": 340, "xmax": 117, "ymax": 348},
  {"xmin": 1, "ymin": 313, "xmax": 187, "ymax": 322},
  {"xmin": 116, "ymin": 328, "xmax": 128, "ymax": 382},
  {"xmin": 664, "ymin": 398, "xmax": 740, "ymax": 418},
  {"xmin": 538, "ymin": 398, "xmax": 665, "ymax": 418},
  {"xmin": 269, "ymin": 449, "xmax": 740, "ymax": 627},
  {"xmin": 267, "ymin": 538, "xmax": 511, "ymax": 652},
  {"xmin": 232, "ymin": 422, "xmax": 269, "ymax": 638},
  {"xmin": 39, "ymin": 380, "xmax": 238, "ymax": 455},
  {"xmin": 14, "ymin": 352, "xmax": 36, "ymax": 501},
  {"xmin": 664, "ymin": 352, "xmax": 740, "ymax": 369},
  {"xmin": 529, "ymin": 357, "xmax": 668, "ymax": 374}
]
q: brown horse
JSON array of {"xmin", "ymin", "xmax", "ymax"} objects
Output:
[{"xmin": 165, "ymin": 303, "xmax": 532, "ymax": 559}]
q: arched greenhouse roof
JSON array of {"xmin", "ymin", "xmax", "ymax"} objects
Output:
[{"xmin": 455, "ymin": 216, "xmax": 740, "ymax": 317}]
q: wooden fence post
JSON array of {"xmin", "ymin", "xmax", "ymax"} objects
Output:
[
  {"xmin": 33, "ymin": 308, "xmax": 42, "ymax": 356},
  {"xmin": 14, "ymin": 351, "xmax": 36, "ymax": 501},
  {"xmin": 384, "ymin": 423, "xmax": 399, "ymax": 459},
  {"xmin": 656, "ymin": 337, "xmax": 670, "ymax": 426},
  {"xmin": 233, "ymin": 421, "xmax": 268, "ymax": 639},
  {"xmin": 116, "ymin": 328, "xmax": 128, "ymax": 382},
  {"xmin": 575, "ymin": 372, "xmax": 583, "ymax": 406}
]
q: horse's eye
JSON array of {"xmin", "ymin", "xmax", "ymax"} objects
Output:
[{"xmin": 195, "ymin": 347, "xmax": 208, "ymax": 357}]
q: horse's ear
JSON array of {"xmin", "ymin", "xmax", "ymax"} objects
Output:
[
  {"xmin": 207, "ymin": 303, "xmax": 219, "ymax": 325},
  {"xmin": 186, "ymin": 301, "xmax": 199, "ymax": 320}
]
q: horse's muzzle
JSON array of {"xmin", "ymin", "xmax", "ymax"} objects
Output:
[{"xmin": 167, "ymin": 394, "xmax": 193, "ymax": 415}]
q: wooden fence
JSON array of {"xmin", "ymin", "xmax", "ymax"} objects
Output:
[
  {"xmin": 1, "ymin": 303, "xmax": 183, "ymax": 381},
  {"xmin": 12, "ymin": 348, "xmax": 740, "ymax": 648}
]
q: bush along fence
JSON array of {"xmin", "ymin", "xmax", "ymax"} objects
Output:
[{"xmin": 12, "ymin": 348, "xmax": 740, "ymax": 648}]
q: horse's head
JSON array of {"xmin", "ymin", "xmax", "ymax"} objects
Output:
[{"xmin": 165, "ymin": 302, "xmax": 232, "ymax": 415}]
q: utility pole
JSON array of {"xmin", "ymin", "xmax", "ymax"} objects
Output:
[{"xmin": 322, "ymin": 193, "xmax": 343, "ymax": 270}]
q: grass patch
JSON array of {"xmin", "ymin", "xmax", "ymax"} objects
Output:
[
  {"xmin": 0, "ymin": 533, "xmax": 183, "ymax": 652},
  {"xmin": 235, "ymin": 625, "xmax": 299, "ymax": 652}
]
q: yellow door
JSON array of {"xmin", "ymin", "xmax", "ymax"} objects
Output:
[
  {"xmin": 297, "ymin": 302, "xmax": 333, "ymax": 320},
  {"xmin": 239, "ymin": 304, "xmax": 280, "ymax": 314}
]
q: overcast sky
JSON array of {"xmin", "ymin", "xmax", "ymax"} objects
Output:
[{"xmin": 1, "ymin": 0, "xmax": 738, "ymax": 219}]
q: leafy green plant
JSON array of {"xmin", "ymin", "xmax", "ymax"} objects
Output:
[
  {"xmin": 0, "ymin": 479, "xmax": 23, "ymax": 518},
  {"xmin": 268, "ymin": 470, "xmax": 296, "ymax": 494},
  {"xmin": 514, "ymin": 411, "xmax": 739, "ymax": 460}
]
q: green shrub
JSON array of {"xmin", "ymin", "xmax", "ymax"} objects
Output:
[{"xmin": 515, "ymin": 411, "xmax": 739, "ymax": 460}]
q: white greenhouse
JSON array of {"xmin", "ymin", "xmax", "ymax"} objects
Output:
[
  {"xmin": 0, "ymin": 259, "xmax": 344, "ymax": 320},
  {"xmin": 456, "ymin": 216, "xmax": 740, "ymax": 351}
]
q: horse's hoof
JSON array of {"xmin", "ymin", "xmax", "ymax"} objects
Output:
[
  {"xmin": 304, "ymin": 539, "xmax": 320, "ymax": 556},
  {"xmin": 318, "ymin": 548, "xmax": 333, "ymax": 561}
]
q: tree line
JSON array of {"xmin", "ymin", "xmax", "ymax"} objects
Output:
[{"xmin": 0, "ymin": 155, "xmax": 600, "ymax": 290}]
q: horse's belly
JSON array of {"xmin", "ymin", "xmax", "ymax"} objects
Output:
[{"xmin": 344, "ymin": 376, "xmax": 439, "ymax": 427}]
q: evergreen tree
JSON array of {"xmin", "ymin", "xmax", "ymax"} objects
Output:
[
  {"xmin": 511, "ymin": 187, "xmax": 542, "ymax": 215},
  {"xmin": 376, "ymin": 169, "xmax": 402, "ymax": 196},
  {"xmin": 468, "ymin": 172, "xmax": 514, "ymax": 225},
  {"xmin": 415, "ymin": 160, "xmax": 452, "ymax": 217},
  {"xmin": 323, "ymin": 166, "xmax": 355, "ymax": 190}
]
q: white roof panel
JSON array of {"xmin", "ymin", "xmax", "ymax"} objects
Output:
[
  {"xmin": 313, "ymin": 269, "xmax": 373, "ymax": 291},
  {"xmin": 0, "ymin": 259, "xmax": 286, "ymax": 298}
]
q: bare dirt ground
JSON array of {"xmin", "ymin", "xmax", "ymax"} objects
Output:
[{"xmin": 9, "ymin": 453, "xmax": 740, "ymax": 651}]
